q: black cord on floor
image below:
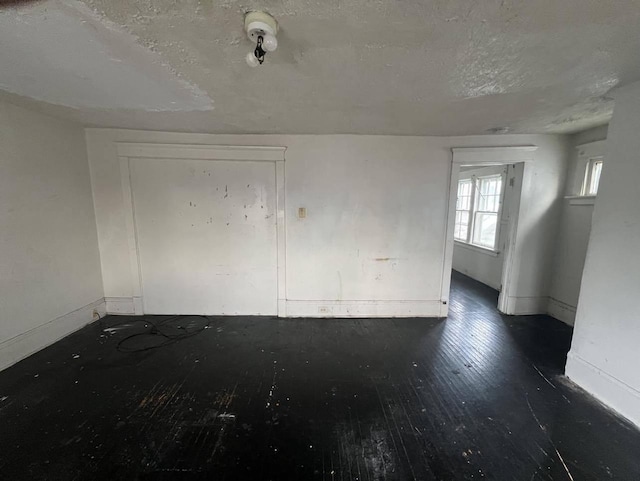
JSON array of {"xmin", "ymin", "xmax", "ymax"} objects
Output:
[{"xmin": 107, "ymin": 315, "xmax": 211, "ymax": 353}]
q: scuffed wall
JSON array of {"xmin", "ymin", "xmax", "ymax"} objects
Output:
[{"xmin": 87, "ymin": 129, "xmax": 568, "ymax": 317}]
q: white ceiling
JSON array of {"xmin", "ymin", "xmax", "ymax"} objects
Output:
[{"xmin": 2, "ymin": 0, "xmax": 640, "ymax": 135}]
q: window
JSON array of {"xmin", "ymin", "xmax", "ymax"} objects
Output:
[
  {"xmin": 454, "ymin": 179, "xmax": 472, "ymax": 242},
  {"xmin": 455, "ymin": 173, "xmax": 504, "ymax": 251},
  {"xmin": 582, "ymin": 158, "xmax": 603, "ymax": 196},
  {"xmin": 473, "ymin": 175, "xmax": 502, "ymax": 249}
]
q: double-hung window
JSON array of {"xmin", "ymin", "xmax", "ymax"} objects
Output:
[{"xmin": 454, "ymin": 172, "xmax": 504, "ymax": 251}]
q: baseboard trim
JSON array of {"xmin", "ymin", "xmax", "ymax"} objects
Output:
[
  {"xmin": 547, "ymin": 297, "xmax": 576, "ymax": 325},
  {"xmin": 502, "ymin": 295, "xmax": 548, "ymax": 315},
  {"xmin": 105, "ymin": 296, "xmax": 144, "ymax": 315},
  {"xmin": 0, "ymin": 298, "xmax": 105, "ymax": 372},
  {"xmin": 566, "ymin": 351, "xmax": 640, "ymax": 429},
  {"xmin": 105, "ymin": 296, "xmax": 134, "ymax": 315},
  {"xmin": 105, "ymin": 297, "xmax": 443, "ymax": 318},
  {"xmin": 283, "ymin": 300, "xmax": 443, "ymax": 318}
]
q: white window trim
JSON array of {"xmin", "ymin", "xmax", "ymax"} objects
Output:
[{"xmin": 454, "ymin": 170, "xmax": 506, "ymax": 253}]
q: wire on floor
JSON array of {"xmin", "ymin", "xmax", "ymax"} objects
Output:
[{"xmin": 103, "ymin": 315, "xmax": 211, "ymax": 353}]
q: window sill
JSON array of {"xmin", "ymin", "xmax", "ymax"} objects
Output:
[
  {"xmin": 565, "ymin": 195, "xmax": 596, "ymax": 206},
  {"xmin": 454, "ymin": 241, "xmax": 500, "ymax": 257}
]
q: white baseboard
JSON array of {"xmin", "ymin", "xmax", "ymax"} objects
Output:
[
  {"xmin": 566, "ymin": 351, "xmax": 640, "ymax": 429},
  {"xmin": 107, "ymin": 296, "xmax": 442, "ymax": 318},
  {"xmin": 502, "ymin": 295, "xmax": 548, "ymax": 315},
  {"xmin": 0, "ymin": 298, "xmax": 105, "ymax": 372},
  {"xmin": 547, "ymin": 297, "xmax": 576, "ymax": 325},
  {"xmin": 504, "ymin": 295, "xmax": 578, "ymax": 323},
  {"xmin": 105, "ymin": 296, "xmax": 134, "ymax": 314},
  {"xmin": 105, "ymin": 296, "xmax": 143, "ymax": 315},
  {"xmin": 282, "ymin": 300, "xmax": 443, "ymax": 318}
]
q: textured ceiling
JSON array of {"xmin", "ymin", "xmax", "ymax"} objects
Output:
[
  {"xmin": 0, "ymin": 1, "xmax": 212, "ymax": 111},
  {"xmin": 2, "ymin": 0, "xmax": 640, "ymax": 135}
]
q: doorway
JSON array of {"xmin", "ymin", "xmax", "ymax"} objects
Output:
[
  {"xmin": 440, "ymin": 146, "xmax": 536, "ymax": 316},
  {"xmin": 451, "ymin": 164, "xmax": 511, "ymax": 292}
]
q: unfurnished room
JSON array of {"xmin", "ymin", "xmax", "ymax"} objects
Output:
[{"xmin": 1, "ymin": 1, "xmax": 640, "ymax": 480}]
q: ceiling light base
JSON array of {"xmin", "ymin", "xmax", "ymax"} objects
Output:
[{"xmin": 245, "ymin": 11, "xmax": 278, "ymax": 42}]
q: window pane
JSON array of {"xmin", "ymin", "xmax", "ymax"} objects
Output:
[
  {"xmin": 476, "ymin": 175, "xmax": 502, "ymax": 213},
  {"xmin": 589, "ymin": 160, "xmax": 603, "ymax": 195},
  {"xmin": 472, "ymin": 212, "xmax": 498, "ymax": 249},
  {"xmin": 457, "ymin": 179, "xmax": 472, "ymax": 210},
  {"xmin": 454, "ymin": 210, "xmax": 469, "ymax": 241}
]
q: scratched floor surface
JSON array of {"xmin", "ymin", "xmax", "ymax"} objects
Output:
[{"xmin": 0, "ymin": 271, "xmax": 639, "ymax": 480}]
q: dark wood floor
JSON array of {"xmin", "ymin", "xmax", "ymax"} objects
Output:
[{"xmin": 1, "ymin": 271, "xmax": 639, "ymax": 480}]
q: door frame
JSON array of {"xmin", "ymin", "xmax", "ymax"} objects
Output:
[
  {"xmin": 116, "ymin": 142, "xmax": 287, "ymax": 316},
  {"xmin": 440, "ymin": 146, "xmax": 537, "ymax": 316}
]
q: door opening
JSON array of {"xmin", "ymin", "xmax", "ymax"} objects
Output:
[
  {"xmin": 440, "ymin": 146, "xmax": 535, "ymax": 316},
  {"xmin": 450, "ymin": 164, "xmax": 519, "ymax": 309}
]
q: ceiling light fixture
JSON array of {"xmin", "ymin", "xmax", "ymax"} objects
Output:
[{"xmin": 244, "ymin": 11, "xmax": 278, "ymax": 67}]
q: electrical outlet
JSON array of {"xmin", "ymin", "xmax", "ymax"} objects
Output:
[
  {"xmin": 318, "ymin": 306, "xmax": 331, "ymax": 314},
  {"xmin": 298, "ymin": 207, "xmax": 306, "ymax": 219}
]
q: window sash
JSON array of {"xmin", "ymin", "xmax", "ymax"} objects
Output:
[
  {"xmin": 472, "ymin": 211, "xmax": 499, "ymax": 250},
  {"xmin": 475, "ymin": 175, "xmax": 503, "ymax": 213},
  {"xmin": 582, "ymin": 157, "xmax": 603, "ymax": 196},
  {"xmin": 454, "ymin": 179, "xmax": 473, "ymax": 242},
  {"xmin": 454, "ymin": 210, "xmax": 470, "ymax": 242}
]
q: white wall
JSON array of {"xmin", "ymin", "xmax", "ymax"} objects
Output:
[
  {"xmin": 566, "ymin": 82, "xmax": 640, "ymax": 429},
  {"xmin": 547, "ymin": 126, "xmax": 608, "ymax": 325},
  {"xmin": 87, "ymin": 129, "xmax": 568, "ymax": 318},
  {"xmin": 452, "ymin": 165, "xmax": 510, "ymax": 290},
  {"xmin": 0, "ymin": 99, "xmax": 104, "ymax": 370}
]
